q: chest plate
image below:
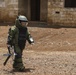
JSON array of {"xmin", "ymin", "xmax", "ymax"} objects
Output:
[{"xmin": 18, "ymin": 27, "xmax": 27, "ymax": 50}]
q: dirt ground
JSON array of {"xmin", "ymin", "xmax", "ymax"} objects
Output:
[{"xmin": 0, "ymin": 22, "xmax": 76, "ymax": 75}]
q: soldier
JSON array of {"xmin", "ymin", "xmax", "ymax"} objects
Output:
[{"xmin": 7, "ymin": 15, "xmax": 34, "ymax": 72}]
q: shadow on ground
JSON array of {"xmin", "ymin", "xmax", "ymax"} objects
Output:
[{"xmin": 3, "ymin": 68, "xmax": 35, "ymax": 74}]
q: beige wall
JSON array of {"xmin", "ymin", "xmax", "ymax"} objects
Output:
[
  {"xmin": 0, "ymin": 0, "xmax": 48, "ymax": 22},
  {"xmin": 40, "ymin": 0, "xmax": 48, "ymax": 22},
  {"xmin": 0, "ymin": 0, "xmax": 18, "ymax": 22},
  {"xmin": 18, "ymin": 0, "xmax": 48, "ymax": 22},
  {"xmin": 18, "ymin": 0, "xmax": 29, "ymax": 19},
  {"xmin": 1, "ymin": 0, "xmax": 76, "ymax": 26},
  {"xmin": 48, "ymin": 0, "xmax": 76, "ymax": 26}
]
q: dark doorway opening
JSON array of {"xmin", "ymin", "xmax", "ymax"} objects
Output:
[
  {"xmin": 30, "ymin": 0, "xmax": 40, "ymax": 21},
  {"xmin": 65, "ymin": 0, "xmax": 76, "ymax": 8}
]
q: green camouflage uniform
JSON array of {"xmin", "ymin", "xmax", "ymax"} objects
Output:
[{"xmin": 7, "ymin": 18, "xmax": 34, "ymax": 71}]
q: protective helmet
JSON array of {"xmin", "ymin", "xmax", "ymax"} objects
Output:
[{"xmin": 18, "ymin": 15, "xmax": 28, "ymax": 22}]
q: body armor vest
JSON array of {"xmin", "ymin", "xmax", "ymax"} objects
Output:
[{"xmin": 18, "ymin": 27, "xmax": 27, "ymax": 50}]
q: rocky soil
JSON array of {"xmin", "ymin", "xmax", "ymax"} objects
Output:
[{"xmin": 0, "ymin": 22, "xmax": 76, "ymax": 75}]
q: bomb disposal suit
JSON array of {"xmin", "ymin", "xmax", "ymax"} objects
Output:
[{"xmin": 7, "ymin": 15, "xmax": 34, "ymax": 71}]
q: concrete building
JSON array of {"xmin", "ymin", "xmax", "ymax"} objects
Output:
[{"xmin": 0, "ymin": 0, "xmax": 76, "ymax": 26}]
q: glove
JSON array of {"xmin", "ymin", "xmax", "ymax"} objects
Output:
[
  {"xmin": 7, "ymin": 36, "xmax": 13, "ymax": 46},
  {"xmin": 28, "ymin": 35, "xmax": 34, "ymax": 44}
]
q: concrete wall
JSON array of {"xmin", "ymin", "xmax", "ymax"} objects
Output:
[
  {"xmin": 48, "ymin": 0, "xmax": 76, "ymax": 26},
  {"xmin": 0, "ymin": 0, "xmax": 18, "ymax": 22}
]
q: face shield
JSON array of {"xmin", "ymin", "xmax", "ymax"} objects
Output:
[
  {"xmin": 18, "ymin": 15, "xmax": 28, "ymax": 27},
  {"xmin": 21, "ymin": 21, "xmax": 28, "ymax": 27}
]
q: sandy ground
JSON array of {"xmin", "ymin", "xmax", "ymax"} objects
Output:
[{"xmin": 0, "ymin": 22, "xmax": 76, "ymax": 75}]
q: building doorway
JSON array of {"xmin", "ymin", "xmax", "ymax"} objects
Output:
[{"xmin": 30, "ymin": 0, "xmax": 40, "ymax": 21}]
